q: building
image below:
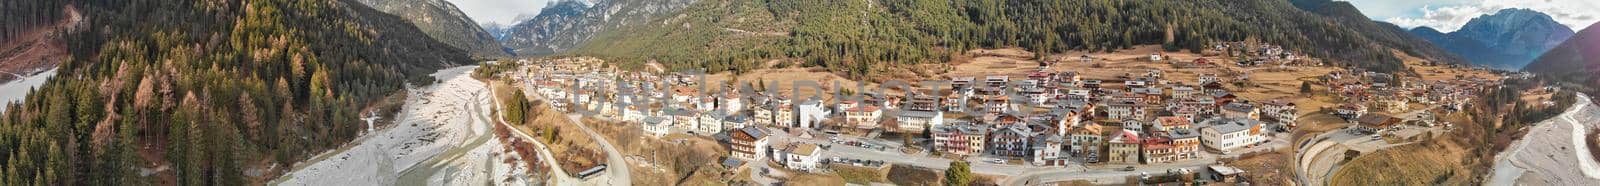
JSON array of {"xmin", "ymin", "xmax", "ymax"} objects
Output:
[
  {"xmin": 1154, "ymin": 116, "xmax": 1194, "ymax": 131},
  {"xmin": 1220, "ymin": 102, "xmax": 1259, "ymax": 120},
  {"xmin": 1122, "ymin": 119, "xmax": 1145, "ymax": 133},
  {"xmin": 990, "ymin": 126, "xmax": 1036, "ymax": 158},
  {"xmin": 1105, "ymin": 100, "xmax": 1146, "ymax": 120},
  {"xmin": 1139, "ymin": 135, "xmax": 1174, "ymax": 164},
  {"xmin": 642, "ymin": 116, "xmax": 672, "ymax": 137},
  {"xmin": 730, "ymin": 127, "xmax": 770, "ymax": 160},
  {"xmin": 1107, "ymin": 130, "xmax": 1141, "ymax": 164},
  {"xmin": 1336, "ymin": 103, "xmax": 1368, "ymax": 119},
  {"xmin": 1069, "ymin": 122, "xmax": 1105, "ymax": 158},
  {"xmin": 697, "ymin": 111, "xmax": 727, "ymax": 135},
  {"xmin": 781, "ymin": 143, "xmax": 824, "ymax": 172},
  {"xmin": 897, "ymin": 109, "xmax": 941, "ymax": 133},
  {"xmin": 1260, "ymin": 99, "xmax": 1297, "ymax": 126},
  {"xmin": 843, "ymin": 105, "xmax": 883, "ymax": 131},
  {"xmin": 797, "ymin": 98, "xmax": 829, "ymax": 129},
  {"xmin": 1354, "ymin": 114, "xmax": 1401, "ymax": 134},
  {"xmin": 933, "ymin": 123, "xmax": 989, "ymax": 155},
  {"xmin": 1166, "ymin": 128, "xmax": 1202, "ymax": 161},
  {"xmin": 671, "ymin": 110, "xmax": 700, "ymax": 131},
  {"xmin": 1031, "ymin": 135, "xmax": 1068, "ymax": 166},
  {"xmin": 1199, "ymin": 118, "xmax": 1265, "ymax": 151}
]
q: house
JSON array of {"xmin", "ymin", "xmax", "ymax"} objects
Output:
[
  {"xmin": 671, "ymin": 110, "xmax": 700, "ymax": 131},
  {"xmin": 1261, "ymin": 99, "xmax": 1297, "ymax": 126},
  {"xmin": 933, "ymin": 123, "xmax": 990, "ymax": 155},
  {"xmin": 1069, "ymin": 122, "xmax": 1105, "ymax": 158},
  {"xmin": 990, "ymin": 126, "xmax": 1036, "ymax": 158},
  {"xmin": 1199, "ymin": 73, "xmax": 1219, "ymax": 84},
  {"xmin": 1031, "ymin": 135, "xmax": 1068, "ymax": 166},
  {"xmin": 1353, "ymin": 114, "xmax": 1401, "ymax": 134},
  {"xmin": 1139, "ymin": 135, "xmax": 1174, "ymax": 164},
  {"xmin": 724, "ymin": 115, "xmax": 751, "ymax": 130},
  {"xmin": 730, "ymin": 127, "xmax": 770, "ymax": 160},
  {"xmin": 1381, "ymin": 98, "xmax": 1408, "ymax": 113},
  {"xmin": 1165, "ymin": 128, "xmax": 1203, "ymax": 162},
  {"xmin": 1107, "ymin": 130, "xmax": 1142, "ymax": 164},
  {"xmin": 697, "ymin": 111, "xmax": 727, "ymax": 135},
  {"xmin": 1154, "ymin": 116, "xmax": 1194, "ymax": 131},
  {"xmin": 642, "ymin": 116, "xmax": 672, "ymax": 137},
  {"xmin": 1336, "ymin": 103, "xmax": 1368, "ymax": 119},
  {"xmin": 1220, "ymin": 102, "xmax": 1259, "ymax": 120},
  {"xmin": 1199, "ymin": 118, "xmax": 1265, "ymax": 151},
  {"xmin": 843, "ymin": 105, "xmax": 883, "ymax": 131},
  {"xmin": 1122, "ymin": 119, "xmax": 1145, "ymax": 133},
  {"xmin": 1105, "ymin": 100, "xmax": 1146, "ymax": 120},
  {"xmin": 752, "ymin": 106, "xmax": 773, "ymax": 126},
  {"xmin": 782, "ymin": 143, "xmax": 824, "ymax": 172}
]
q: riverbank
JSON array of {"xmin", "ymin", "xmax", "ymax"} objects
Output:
[
  {"xmin": 1490, "ymin": 94, "xmax": 1600, "ymax": 185},
  {"xmin": 271, "ymin": 65, "xmax": 534, "ymax": 185}
]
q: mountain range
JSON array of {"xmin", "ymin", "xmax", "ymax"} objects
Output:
[
  {"xmin": 1408, "ymin": 9, "xmax": 1574, "ymax": 70},
  {"xmin": 498, "ymin": 0, "xmax": 698, "ymax": 56},
  {"xmin": 1524, "ymin": 23, "xmax": 1600, "ymax": 95},
  {"xmin": 354, "ymin": 0, "xmax": 511, "ymax": 58}
]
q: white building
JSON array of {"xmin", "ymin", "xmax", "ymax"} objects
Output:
[
  {"xmin": 797, "ymin": 98, "xmax": 829, "ymax": 129},
  {"xmin": 1199, "ymin": 118, "xmax": 1266, "ymax": 151},
  {"xmin": 642, "ymin": 116, "xmax": 672, "ymax": 137},
  {"xmin": 782, "ymin": 143, "xmax": 824, "ymax": 172}
]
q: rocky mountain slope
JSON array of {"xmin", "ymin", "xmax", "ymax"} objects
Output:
[
  {"xmin": 354, "ymin": 0, "xmax": 510, "ymax": 58},
  {"xmin": 1409, "ymin": 9, "xmax": 1574, "ymax": 70},
  {"xmin": 498, "ymin": 0, "xmax": 698, "ymax": 56}
]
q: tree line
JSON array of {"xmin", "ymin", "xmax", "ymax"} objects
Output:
[{"xmin": 573, "ymin": 0, "xmax": 1427, "ymax": 79}]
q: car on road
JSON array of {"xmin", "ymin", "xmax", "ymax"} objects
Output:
[
  {"xmin": 986, "ymin": 159, "xmax": 1005, "ymax": 164},
  {"xmin": 1121, "ymin": 166, "xmax": 1136, "ymax": 171}
]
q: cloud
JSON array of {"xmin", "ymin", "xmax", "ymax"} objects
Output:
[
  {"xmin": 444, "ymin": 0, "xmax": 558, "ymax": 26},
  {"xmin": 1379, "ymin": 0, "xmax": 1600, "ymax": 32}
]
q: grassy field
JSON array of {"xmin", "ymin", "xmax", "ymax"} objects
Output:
[{"xmin": 1329, "ymin": 139, "xmax": 1474, "ymax": 185}]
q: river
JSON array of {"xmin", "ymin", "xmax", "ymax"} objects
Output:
[{"xmin": 0, "ymin": 68, "xmax": 57, "ymax": 112}]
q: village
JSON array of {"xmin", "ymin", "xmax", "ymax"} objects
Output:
[{"xmin": 506, "ymin": 42, "xmax": 1504, "ymax": 185}]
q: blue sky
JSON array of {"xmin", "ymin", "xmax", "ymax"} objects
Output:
[
  {"xmin": 1343, "ymin": 0, "xmax": 1600, "ymax": 32},
  {"xmin": 443, "ymin": 0, "xmax": 562, "ymax": 26}
]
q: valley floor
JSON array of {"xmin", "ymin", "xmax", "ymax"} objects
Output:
[
  {"xmin": 1490, "ymin": 94, "xmax": 1600, "ymax": 185},
  {"xmin": 270, "ymin": 66, "xmax": 535, "ymax": 186}
]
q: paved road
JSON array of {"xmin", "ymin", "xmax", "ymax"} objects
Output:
[
  {"xmin": 564, "ymin": 113, "xmax": 632, "ymax": 185},
  {"xmin": 507, "ymin": 66, "xmax": 632, "ymax": 185},
  {"xmin": 488, "ymin": 80, "xmax": 581, "ymax": 185}
]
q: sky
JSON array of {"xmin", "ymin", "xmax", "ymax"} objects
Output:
[
  {"xmin": 442, "ymin": 0, "xmax": 563, "ymax": 26},
  {"xmin": 1342, "ymin": 0, "xmax": 1600, "ymax": 32}
]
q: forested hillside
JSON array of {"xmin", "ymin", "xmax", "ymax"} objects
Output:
[
  {"xmin": 568, "ymin": 0, "xmax": 1464, "ymax": 78},
  {"xmin": 0, "ymin": 0, "xmax": 470, "ymax": 185},
  {"xmin": 1525, "ymin": 24, "xmax": 1600, "ymax": 97},
  {"xmin": 353, "ymin": 0, "xmax": 511, "ymax": 58}
]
